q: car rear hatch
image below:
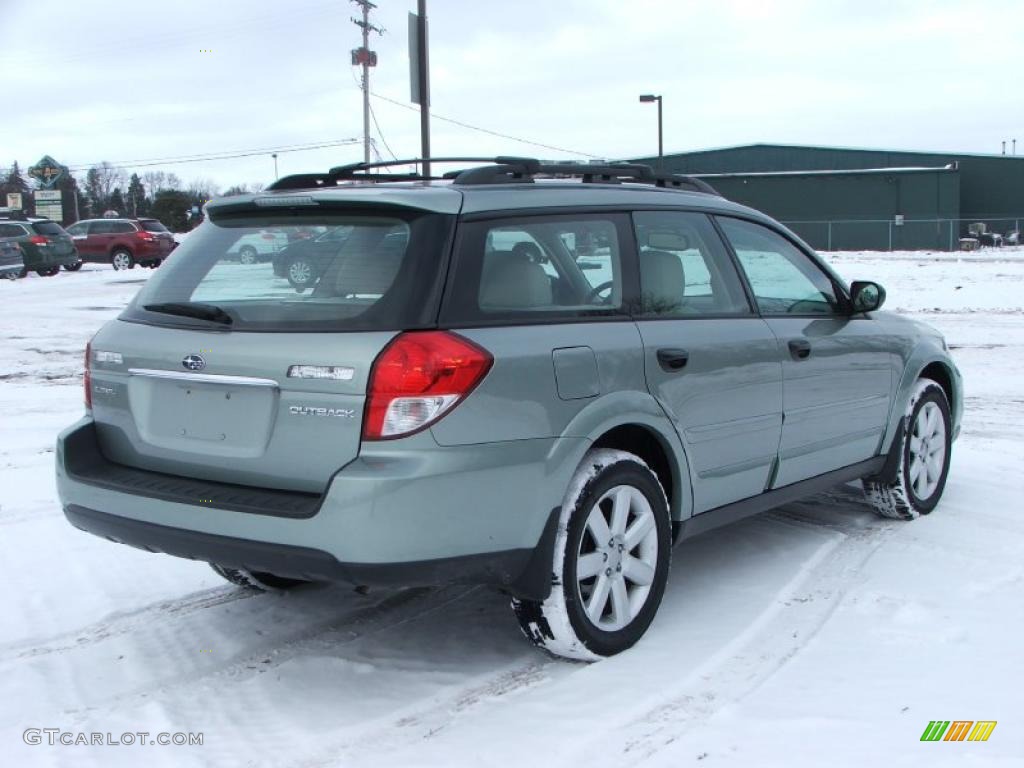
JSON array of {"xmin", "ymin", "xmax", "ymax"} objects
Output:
[
  {"xmin": 89, "ymin": 193, "xmax": 460, "ymax": 493},
  {"xmin": 31, "ymin": 221, "xmax": 76, "ymax": 263},
  {"xmin": 140, "ymin": 219, "xmax": 175, "ymax": 254}
]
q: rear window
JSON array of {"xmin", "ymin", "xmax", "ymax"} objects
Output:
[
  {"xmin": 141, "ymin": 220, "xmax": 169, "ymax": 233},
  {"xmin": 31, "ymin": 221, "xmax": 65, "ymax": 236},
  {"xmin": 123, "ymin": 210, "xmax": 452, "ymax": 332}
]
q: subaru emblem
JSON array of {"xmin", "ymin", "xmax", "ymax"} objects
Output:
[{"xmin": 182, "ymin": 354, "xmax": 206, "ymax": 371}]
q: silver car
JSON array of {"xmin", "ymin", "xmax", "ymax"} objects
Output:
[{"xmin": 57, "ymin": 158, "xmax": 963, "ymax": 660}]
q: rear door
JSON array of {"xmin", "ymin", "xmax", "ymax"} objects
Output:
[
  {"xmin": 717, "ymin": 216, "xmax": 897, "ymax": 487},
  {"xmin": 86, "ymin": 220, "xmax": 114, "ymax": 259},
  {"xmin": 88, "ymin": 207, "xmax": 453, "ymax": 492},
  {"xmin": 632, "ymin": 211, "xmax": 783, "ymax": 513}
]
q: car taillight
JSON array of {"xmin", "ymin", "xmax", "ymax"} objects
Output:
[
  {"xmin": 363, "ymin": 331, "xmax": 492, "ymax": 440},
  {"xmin": 28, "ymin": 235, "xmax": 47, "ymax": 245},
  {"xmin": 136, "ymin": 231, "xmax": 155, "ymax": 241},
  {"xmin": 84, "ymin": 342, "xmax": 92, "ymax": 410}
]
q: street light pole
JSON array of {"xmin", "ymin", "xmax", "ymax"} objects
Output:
[
  {"xmin": 638, "ymin": 94, "xmax": 663, "ymax": 169},
  {"xmin": 272, "ymin": 153, "xmax": 279, "ymax": 180}
]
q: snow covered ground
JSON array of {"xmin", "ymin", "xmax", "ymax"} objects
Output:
[{"xmin": 1, "ymin": 251, "xmax": 1022, "ymax": 767}]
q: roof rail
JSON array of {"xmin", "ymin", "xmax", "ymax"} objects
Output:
[{"xmin": 266, "ymin": 156, "xmax": 719, "ymax": 196}]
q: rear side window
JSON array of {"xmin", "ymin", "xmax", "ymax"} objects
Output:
[
  {"xmin": 31, "ymin": 221, "xmax": 65, "ymax": 236},
  {"xmin": 718, "ymin": 217, "xmax": 841, "ymax": 315},
  {"xmin": 0, "ymin": 224, "xmax": 25, "ymax": 238},
  {"xmin": 110, "ymin": 222, "xmax": 136, "ymax": 234},
  {"xmin": 633, "ymin": 211, "xmax": 750, "ymax": 317},
  {"xmin": 124, "ymin": 211, "xmax": 452, "ymax": 332},
  {"xmin": 444, "ymin": 214, "xmax": 626, "ymax": 323},
  {"xmin": 141, "ymin": 220, "xmax": 169, "ymax": 233}
]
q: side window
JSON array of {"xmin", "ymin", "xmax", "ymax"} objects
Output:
[
  {"xmin": 446, "ymin": 215, "xmax": 624, "ymax": 321},
  {"xmin": 0, "ymin": 224, "xmax": 23, "ymax": 238},
  {"xmin": 65, "ymin": 223, "xmax": 87, "ymax": 236},
  {"xmin": 633, "ymin": 211, "xmax": 750, "ymax": 317},
  {"xmin": 90, "ymin": 221, "xmax": 114, "ymax": 235},
  {"xmin": 111, "ymin": 222, "xmax": 136, "ymax": 234},
  {"xmin": 718, "ymin": 217, "xmax": 841, "ymax": 315}
]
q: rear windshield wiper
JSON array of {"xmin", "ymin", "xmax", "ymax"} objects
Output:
[{"xmin": 143, "ymin": 301, "xmax": 233, "ymax": 325}]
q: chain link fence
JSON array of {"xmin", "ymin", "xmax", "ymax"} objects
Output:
[{"xmin": 779, "ymin": 217, "xmax": 1024, "ymax": 252}]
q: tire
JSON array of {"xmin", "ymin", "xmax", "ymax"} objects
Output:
[
  {"xmin": 238, "ymin": 246, "xmax": 258, "ymax": 265},
  {"xmin": 35, "ymin": 267, "xmax": 59, "ymax": 277},
  {"xmin": 209, "ymin": 563, "xmax": 309, "ymax": 592},
  {"xmin": 512, "ymin": 449, "xmax": 672, "ymax": 661},
  {"xmin": 63, "ymin": 260, "xmax": 83, "ymax": 272},
  {"xmin": 286, "ymin": 257, "xmax": 316, "ymax": 290},
  {"xmin": 111, "ymin": 249, "xmax": 135, "ymax": 271},
  {"xmin": 863, "ymin": 378, "xmax": 952, "ymax": 520}
]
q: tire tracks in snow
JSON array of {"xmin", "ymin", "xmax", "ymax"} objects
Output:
[
  {"xmin": 612, "ymin": 503, "xmax": 896, "ymax": 763},
  {"xmin": 0, "ymin": 586, "xmax": 256, "ymax": 661},
  {"xmin": 56, "ymin": 585, "xmax": 464, "ymax": 723}
]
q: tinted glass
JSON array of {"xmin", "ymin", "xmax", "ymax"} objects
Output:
[
  {"xmin": 141, "ymin": 220, "xmax": 169, "ymax": 233},
  {"xmin": 65, "ymin": 223, "xmax": 87, "ymax": 236},
  {"xmin": 445, "ymin": 215, "xmax": 625, "ymax": 322},
  {"xmin": 111, "ymin": 222, "xmax": 136, "ymax": 233},
  {"xmin": 0, "ymin": 224, "xmax": 24, "ymax": 238},
  {"xmin": 90, "ymin": 221, "xmax": 114, "ymax": 234},
  {"xmin": 31, "ymin": 221, "xmax": 65, "ymax": 236},
  {"xmin": 718, "ymin": 217, "xmax": 840, "ymax": 315},
  {"xmin": 633, "ymin": 211, "xmax": 750, "ymax": 317},
  {"xmin": 123, "ymin": 211, "xmax": 452, "ymax": 332}
]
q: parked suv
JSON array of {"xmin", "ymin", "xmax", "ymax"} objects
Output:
[
  {"xmin": 57, "ymin": 158, "xmax": 963, "ymax": 660},
  {"xmin": 0, "ymin": 214, "xmax": 80, "ymax": 276},
  {"xmin": 66, "ymin": 217, "xmax": 175, "ymax": 270},
  {"xmin": 0, "ymin": 239, "xmax": 24, "ymax": 279}
]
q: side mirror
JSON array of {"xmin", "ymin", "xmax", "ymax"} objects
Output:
[{"xmin": 850, "ymin": 281, "xmax": 886, "ymax": 313}]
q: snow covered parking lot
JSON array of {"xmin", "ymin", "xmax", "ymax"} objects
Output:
[{"xmin": 1, "ymin": 252, "xmax": 1022, "ymax": 767}]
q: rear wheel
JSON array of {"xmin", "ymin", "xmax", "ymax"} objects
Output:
[
  {"xmin": 209, "ymin": 563, "xmax": 309, "ymax": 592},
  {"xmin": 863, "ymin": 378, "xmax": 952, "ymax": 520},
  {"xmin": 238, "ymin": 246, "xmax": 258, "ymax": 265},
  {"xmin": 111, "ymin": 249, "xmax": 135, "ymax": 271},
  {"xmin": 286, "ymin": 257, "xmax": 316, "ymax": 290},
  {"xmin": 63, "ymin": 260, "xmax": 83, "ymax": 272},
  {"xmin": 512, "ymin": 449, "xmax": 672, "ymax": 660},
  {"xmin": 35, "ymin": 266, "xmax": 60, "ymax": 277}
]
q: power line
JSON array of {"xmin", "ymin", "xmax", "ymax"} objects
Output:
[
  {"xmin": 368, "ymin": 100, "xmax": 399, "ymax": 161},
  {"xmin": 369, "ymin": 91, "xmax": 602, "ymax": 159}
]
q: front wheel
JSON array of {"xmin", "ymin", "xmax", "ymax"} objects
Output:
[
  {"xmin": 35, "ymin": 266, "xmax": 60, "ymax": 277},
  {"xmin": 863, "ymin": 378, "xmax": 952, "ymax": 520},
  {"xmin": 286, "ymin": 257, "xmax": 316, "ymax": 290},
  {"xmin": 63, "ymin": 260, "xmax": 83, "ymax": 272},
  {"xmin": 238, "ymin": 246, "xmax": 258, "ymax": 265},
  {"xmin": 513, "ymin": 449, "xmax": 672, "ymax": 661}
]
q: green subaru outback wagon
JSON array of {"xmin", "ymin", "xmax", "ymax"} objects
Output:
[{"xmin": 57, "ymin": 158, "xmax": 962, "ymax": 660}]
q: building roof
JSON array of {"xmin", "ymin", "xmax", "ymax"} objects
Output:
[
  {"xmin": 651, "ymin": 142, "xmax": 1024, "ymax": 162},
  {"xmin": 694, "ymin": 165, "xmax": 958, "ymax": 179}
]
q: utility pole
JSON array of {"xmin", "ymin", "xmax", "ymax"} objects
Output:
[{"xmin": 351, "ymin": 0, "xmax": 382, "ymax": 164}]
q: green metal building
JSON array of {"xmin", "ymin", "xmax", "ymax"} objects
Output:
[{"xmin": 633, "ymin": 144, "xmax": 1024, "ymax": 250}]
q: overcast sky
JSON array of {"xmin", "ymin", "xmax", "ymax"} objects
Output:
[{"xmin": 3, "ymin": 0, "xmax": 1023, "ymax": 190}]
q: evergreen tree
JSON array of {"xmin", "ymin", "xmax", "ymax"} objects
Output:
[{"xmin": 126, "ymin": 173, "xmax": 147, "ymax": 217}]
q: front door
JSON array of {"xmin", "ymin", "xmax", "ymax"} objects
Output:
[
  {"xmin": 717, "ymin": 216, "xmax": 897, "ymax": 487},
  {"xmin": 632, "ymin": 211, "xmax": 783, "ymax": 513}
]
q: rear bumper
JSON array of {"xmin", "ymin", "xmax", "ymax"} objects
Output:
[
  {"xmin": 64, "ymin": 503, "xmax": 557, "ymax": 597},
  {"xmin": 56, "ymin": 419, "xmax": 582, "ymax": 599}
]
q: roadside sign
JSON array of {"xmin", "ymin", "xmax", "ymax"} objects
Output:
[
  {"xmin": 5, "ymin": 193, "xmax": 22, "ymax": 209},
  {"xmin": 34, "ymin": 190, "xmax": 63, "ymax": 221}
]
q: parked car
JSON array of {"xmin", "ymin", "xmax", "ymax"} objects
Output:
[
  {"xmin": 0, "ymin": 239, "xmax": 24, "ymax": 279},
  {"xmin": 271, "ymin": 225, "xmax": 353, "ymax": 289},
  {"xmin": 57, "ymin": 157, "xmax": 963, "ymax": 660},
  {"xmin": 0, "ymin": 214, "xmax": 80, "ymax": 276},
  {"xmin": 226, "ymin": 229, "xmax": 288, "ymax": 264},
  {"xmin": 65, "ymin": 218, "xmax": 175, "ymax": 270},
  {"xmin": 1006, "ymin": 230, "xmax": 1020, "ymax": 246}
]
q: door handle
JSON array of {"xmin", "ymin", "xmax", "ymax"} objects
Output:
[
  {"xmin": 657, "ymin": 348, "xmax": 689, "ymax": 371},
  {"xmin": 788, "ymin": 339, "xmax": 812, "ymax": 360}
]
